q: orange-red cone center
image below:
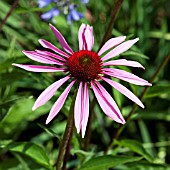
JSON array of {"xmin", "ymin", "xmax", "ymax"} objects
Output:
[{"xmin": 68, "ymin": 50, "xmax": 102, "ymax": 82}]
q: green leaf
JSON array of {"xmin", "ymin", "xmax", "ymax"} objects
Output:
[
  {"xmin": 138, "ymin": 120, "xmax": 156, "ymax": 157},
  {"xmin": 1, "ymin": 142, "xmax": 53, "ymax": 170},
  {"xmin": 71, "ymin": 149, "xmax": 94, "ymax": 157},
  {"xmin": 116, "ymin": 139, "xmax": 153, "ymax": 162},
  {"xmin": 79, "ymin": 155, "xmax": 142, "ymax": 170},
  {"xmin": 137, "ymin": 110, "xmax": 170, "ymax": 121},
  {"xmin": 0, "ymin": 98, "xmax": 52, "ymax": 138},
  {"xmin": 126, "ymin": 161, "xmax": 170, "ymax": 170},
  {"xmin": 145, "ymin": 83, "xmax": 170, "ymax": 98},
  {"xmin": 121, "ymin": 50, "xmax": 149, "ymax": 59}
]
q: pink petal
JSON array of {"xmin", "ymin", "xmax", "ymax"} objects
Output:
[
  {"xmin": 98, "ymin": 36, "xmax": 126, "ymax": 56},
  {"xmin": 22, "ymin": 50, "xmax": 63, "ymax": 65},
  {"xmin": 101, "ymin": 77, "xmax": 144, "ymax": 108},
  {"xmin": 74, "ymin": 82, "xmax": 83, "ymax": 133},
  {"xmin": 95, "ymin": 81, "xmax": 124, "ymax": 121},
  {"xmin": 84, "ymin": 25, "xmax": 94, "ymax": 51},
  {"xmin": 78, "ymin": 23, "xmax": 86, "ymax": 50},
  {"xmin": 103, "ymin": 68, "xmax": 152, "ymax": 86},
  {"xmin": 102, "ymin": 38, "xmax": 139, "ymax": 61},
  {"xmin": 95, "ymin": 81, "xmax": 125, "ymax": 124},
  {"xmin": 12, "ymin": 64, "xmax": 65, "ymax": 72},
  {"xmin": 46, "ymin": 80, "xmax": 76, "ymax": 124},
  {"xmin": 49, "ymin": 24, "xmax": 74, "ymax": 54},
  {"xmin": 91, "ymin": 81, "xmax": 125, "ymax": 124},
  {"xmin": 32, "ymin": 76, "xmax": 70, "ymax": 111},
  {"xmin": 36, "ymin": 50, "xmax": 66, "ymax": 62},
  {"xmin": 102, "ymin": 59, "xmax": 144, "ymax": 69},
  {"xmin": 81, "ymin": 82, "xmax": 89, "ymax": 138},
  {"xmin": 39, "ymin": 39, "xmax": 69, "ymax": 58}
]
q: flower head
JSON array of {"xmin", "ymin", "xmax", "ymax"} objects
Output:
[{"xmin": 13, "ymin": 24, "xmax": 151, "ymax": 138}]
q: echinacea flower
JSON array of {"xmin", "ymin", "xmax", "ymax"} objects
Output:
[{"xmin": 13, "ymin": 24, "xmax": 151, "ymax": 138}]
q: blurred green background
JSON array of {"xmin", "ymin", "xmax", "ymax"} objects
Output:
[{"xmin": 0, "ymin": 0, "xmax": 170, "ymax": 169}]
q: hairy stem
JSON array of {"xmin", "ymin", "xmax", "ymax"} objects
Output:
[
  {"xmin": 98, "ymin": 0, "xmax": 124, "ymax": 51},
  {"xmin": 61, "ymin": 121, "xmax": 74, "ymax": 170},
  {"xmin": 0, "ymin": 0, "xmax": 19, "ymax": 32},
  {"xmin": 55, "ymin": 93, "xmax": 76, "ymax": 170},
  {"xmin": 105, "ymin": 51, "xmax": 170, "ymax": 153}
]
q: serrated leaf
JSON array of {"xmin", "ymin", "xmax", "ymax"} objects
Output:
[
  {"xmin": 79, "ymin": 155, "xmax": 142, "ymax": 170},
  {"xmin": 116, "ymin": 139, "xmax": 153, "ymax": 162}
]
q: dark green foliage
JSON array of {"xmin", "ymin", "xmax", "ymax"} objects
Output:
[{"xmin": 0, "ymin": 0, "xmax": 170, "ymax": 169}]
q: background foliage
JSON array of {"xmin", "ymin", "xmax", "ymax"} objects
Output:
[{"xmin": 0, "ymin": 0, "xmax": 170, "ymax": 169}]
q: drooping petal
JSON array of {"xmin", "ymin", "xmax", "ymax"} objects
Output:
[
  {"xmin": 102, "ymin": 38, "xmax": 139, "ymax": 61},
  {"xmin": 12, "ymin": 64, "xmax": 65, "ymax": 72},
  {"xmin": 22, "ymin": 51, "xmax": 63, "ymax": 65},
  {"xmin": 46, "ymin": 80, "xmax": 76, "ymax": 124},
  {"xmin": 103, "ymin": 68, "xmax": 152, "ymax": 86},
  {"xmin": 36, "ymin": 50, "xmax": 66, "ymax": 62},
  {"xmin": 102, "ymin": 59, "xmax": 144, "ymax": 69},
  {"xmin": 74, "ymin": 82, "xmax": 83, "ymax": 133},
  {"xmin": 81, "ymin": 82, "xmax": 89, "ymax": 138},
  {"xmin": 101, "ymin": 77, "xmax": 144, "ymax": 108},
  {"xmin": 78, "ymin": 23, "xmax": 86, "ymax": 50},
  {"xmin": 84, "ymin": 25, "xmax": 94, "ymax": 51},
  {"xmin": 95, "ymin": 81, "xmax": 125, "ymax": 124},
  {"xmin": 95, "ymin": 81, "xmax": 124, "ymax": 121},
  {"xmin": 91, "ymin": 81, "xmax": 125, "ymax": 124},
  {"xmin": 32, "ymin": 76, "xmax": 70, "ymax": 111},
  {"xmin": 49, "ymin": 24, "xmax": 74, "ymax": 54},
  {"xmin": 98, "ymin": 36, "xmax": 126, "ymax": 56},
  {"xmin": 39, "ymin": 39, "xmax": 69, "ymax": 58}
]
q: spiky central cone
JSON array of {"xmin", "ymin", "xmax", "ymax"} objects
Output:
[{"xmin": 68, "ymin": 50, "xmax": 102, "ymax": 82}]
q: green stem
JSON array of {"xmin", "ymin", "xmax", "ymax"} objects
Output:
[
  {"xmin": 0, "ymin": 0, "xmax": 19, "ymax": 32},
  {"xmin": 98, "ymin": 0, "xmax": 124, "ymax": 51},
  {"xmin": 55, "ymin": 92, "xmax": 76, "ymax": 170},
  {"xmin": 105, "ymin": 51, "xmax": 170, "ymax": 153}
]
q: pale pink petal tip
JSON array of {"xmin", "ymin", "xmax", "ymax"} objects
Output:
[
  {"xmin": 102, "ymin": 37, "xmax": 140, "ymax": 61},
  {"xmin": 12, "ymin": 63, "xmax": 17, "ymax": 66},
  {"xmin": 147, "ymin": 83, "xmax": 152, "ymax": 86},
  {"xmin": 45, "ymin": 80, "xmax": 76, "ymax": 124},
  {"xmin": 32, "ymin": 106, "xmax": 36, "ymax": 111},
  {"xmin": 49, "ymin": 24, "xmax": 73, "ymax": 54}
]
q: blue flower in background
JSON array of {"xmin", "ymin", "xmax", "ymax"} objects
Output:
[
  {"xmin": 38, "ymin": 0, "xmax": 53, "ymax": 8},
  {"xmin": 67, "ymin": 4, "xmax": 84, "ymax": 24},
  {"xmin": 80, "ymin": 0, "xmax": 89, "ymax": 4},
  {"xmin": 37, "ymin": 0, "xmax": 88, "ymax": 23},
  {"xmin": 41, "ymin": 8, "xmax": 60, "ymax": 20}
]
